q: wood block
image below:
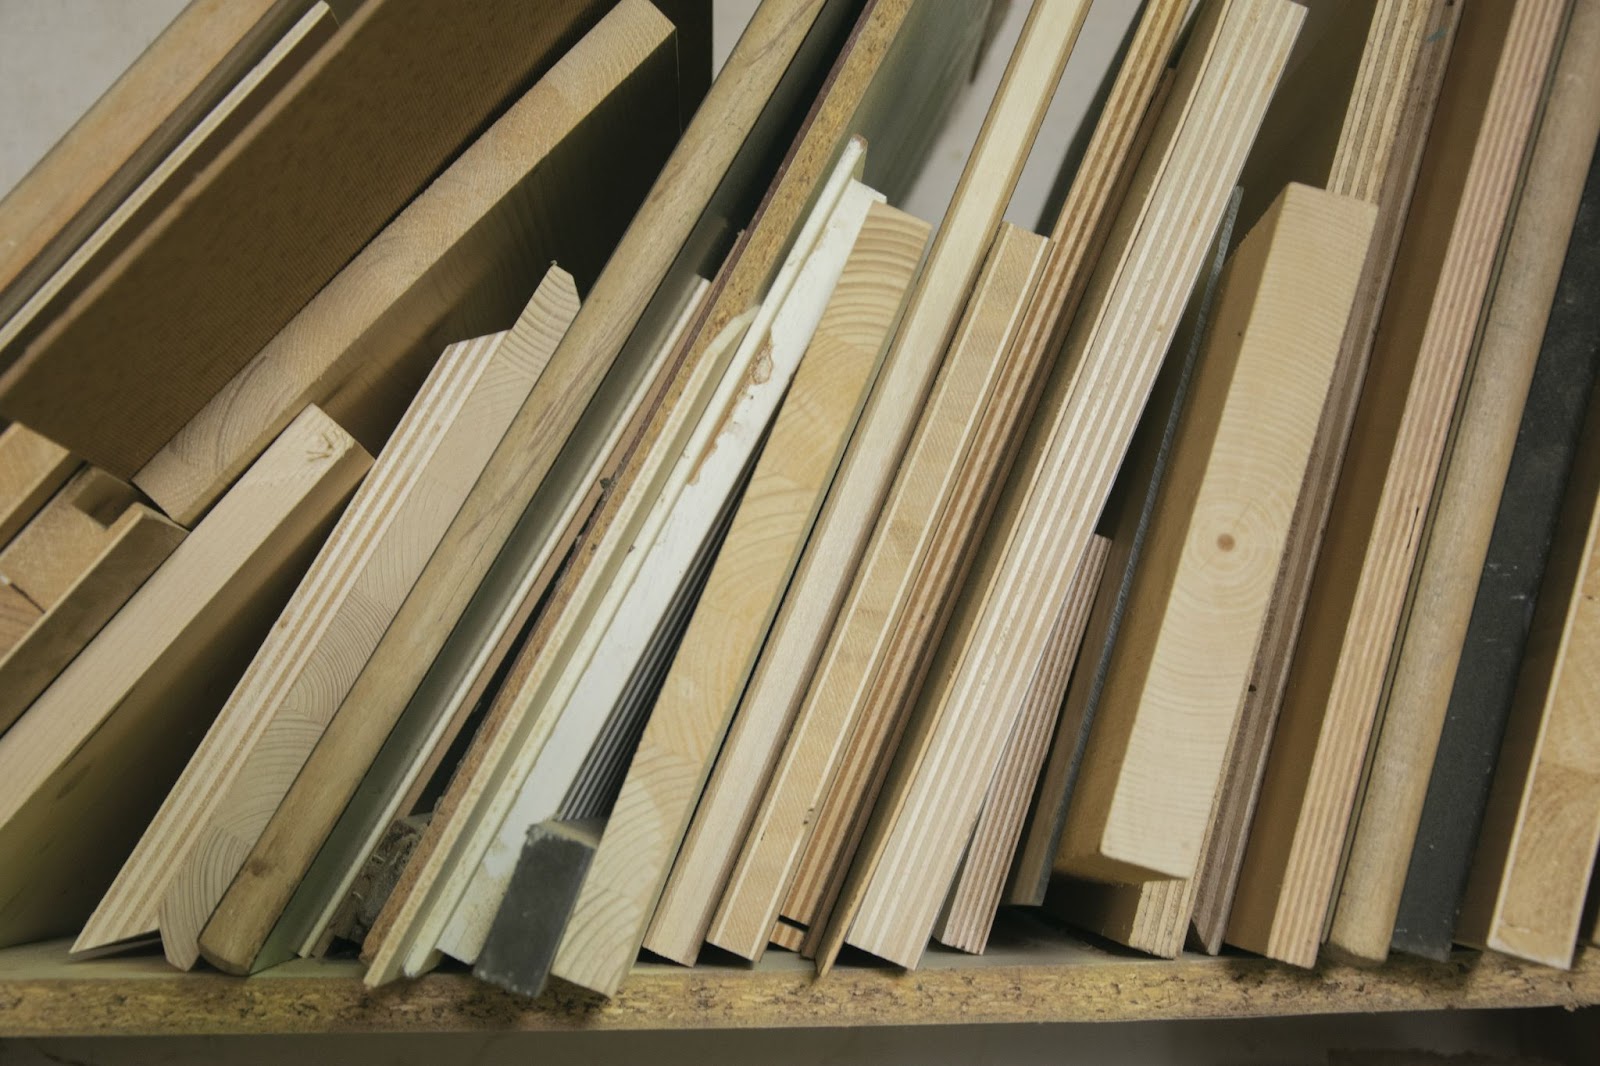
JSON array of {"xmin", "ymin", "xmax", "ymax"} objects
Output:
[
  {"xmin": 1225, "ymin": 0, "xmax": 1565, "ymax": 970},
  {"xmin": 1329, "ymin": 0, "xmax": 1600, "ymax": 965},
  {"xmin": 1392, "ymin": 150, "xmax": 1600, "ymax": 963},
  {"xmin": 934, "ymin": 535, "xmax": 1108, "ymax": 954},
  {"xmin": 0, "ymin": 0, "xmax": 617, "ymax": 475},
  {"xmin": 0, "ymin": 406, "xmax": 369, "ymax": 948},
  {"xmin": 0, "ymin": 0, "xmax": 329, "ymax": 324},
  {"xmin": 1192, "ymin": 0, "xmax": 1463, "ymax": 955},
  {"xmin": 189, "ymin": 0, "xmax": 854, "ymax": 982},
  {"xmin": 0, "ymin": 424, "xmax": 76, "ymax": 547},
  {"xmin": 0, "ymin": 471, "xmax": 185, "ymax": 734},
  {"xmin": 0, "ymin": 583, "xmax": 39, "ymax": 659},
  {"xmin": 1055, "ymin": 184, "xmax": 1375, "ymax": 884},
  {"xmin": 134, "ymin": 0, "xmax": 679, "ymax": 524},
  {"xmin": 0, "ymin": 5, "xmax": 337, "ymax": 365},
  {"xmin": 640, "ymin": 199, "xmax": 928, "ymax": 966},
  {"xmin": 474, "ymin": 819, "xmax": 603, "ymax": 1000},
  {"xmin": 74, "ymin": 270, "xmax": 575, "ymax": 967},
  {"xmin": 825, "ymin": 0, "xmax": 1304, "ymax": 974}
]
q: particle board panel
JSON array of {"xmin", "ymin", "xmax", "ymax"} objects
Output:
[
  {"xmin": 0, "ymin": 0, "xmax": 617, "ymax": 476},
  {"xmin": 0, "ymin": 424, "xmax": 77, "ymax": 548},
  {"xmin": 1329, "ymin": 0, "xmax": 1600, "ymax": 965},
  {"xmin": 1225, "ymin": 0, "xmax": 1566, "ymax": 970},
  {"xmin": 134, "ymin": 1, "xmax": 679, "ymax": 525},
  {"xmin": 934, "ymin": 535, "xmax": 1107, "ymax": 955},
  {"xmin": 1055, "ymin": 184, "xmax": 1375, "ymax": 885},
  {"xmin": 641, "ymin": 199, "xmax": 928, "ymax": 965},
  {"xmin": 0, "ymin": 406, "xmax": 369, "ymax": 948},
  {"xmin": 188, "ymin": 0, "xmax": 852, "ymax": 978},
  {"xmin": 826, "ymin": 0, "xmax": 1303, "ymax": 974}
]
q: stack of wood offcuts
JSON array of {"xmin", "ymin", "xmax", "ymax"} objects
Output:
[{"xmin": 0, "ymin": 0, "xmax": 1596, "ymax": 1002}]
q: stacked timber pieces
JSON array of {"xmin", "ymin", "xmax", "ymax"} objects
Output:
[
  {"xmin": 1330, "ymin": 0, "xmax": 1600, "ymax": 966},
  {"xmin": 1224, "ymin": 0, "xmax": 1568, "ymax": 969}
]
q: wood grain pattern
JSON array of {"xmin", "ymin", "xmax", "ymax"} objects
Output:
[
  {"xmin": 1193, "ymin": 0, "xmax": 1464, "ymax": 955},
  {"xmin": 0, "ymin": 406, "xmax": 369, "ymax": 948},
  {"xmin": 0, "ymin": 0, "xmax": 614, "ymax": 475},
  {"xmin": 1055, "ymin": 184, "xmax": 1375, "ymax": 884},
  {"xmin": 0, "ymin": 471, "xmax": 184, "ymax": 734},
  {"xmin": 1329, "ymin": 0, "xmax": 1600, "ymax": 965},
  {"xmin": 133, "ymin": 0, "xmax": 678, "ymax": 524},
  {"xmin": 1225, "ymin": 0, "xmax": 1566, "ymax": 970},
  {"xmin": 0, "ymin": 424, "xmax": 77, "ymax": 548},
  {"xmin": 934, "ymin": 535, "xmax": 1107, "ymax": 954},
  {"xmin": 826, "ymin": 0, "xmax": 1303, "ymax": 974},
  {"xmin": 642, "ymin": 199, "xmax": 927, "ymax": 965}
]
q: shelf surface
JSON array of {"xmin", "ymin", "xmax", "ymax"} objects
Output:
[{"xmin": 0, "ymin": 916, "xmax": 1595, "ymax": 1036}]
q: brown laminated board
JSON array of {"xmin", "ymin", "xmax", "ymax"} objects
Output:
[
  {"xmin": 0, "ymin": 0, "xmax": 619, "ymax": 476},
  {"xmin": 134, "ymin": 0, "xmax": 680, "ymax": 525},
  {"xmin": 1225, "ymin": 0, "xmax": 1568, "ymax": 970},
  {"xmin": 1329, "ymin": 0, "xmax": 1600, "ymax": 965},
  {"xmin": 0, "ymin": 405, "xmax": 369, "ymax": 948}
]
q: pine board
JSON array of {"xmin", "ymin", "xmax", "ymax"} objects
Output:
[
  {"xmin": 0, "ymin": 425, "xmax": 76, "ymax": 548},
  {"xmin": 0, "ymin": 406, "xmax": 369, "ymax": 948}
]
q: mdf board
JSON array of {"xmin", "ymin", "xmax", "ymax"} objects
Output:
[
  {"xmin": 1328, "ymin": 0, "xmax": 1600, "ymax": 965},
  {"xmin": 1191, "ymin": 0, "xmax": 1464, "ymax": 956},
  {"xmin": 934, "ymin": 535, "xmax": 1107, "ymax": 955},
  {"xmin": 1054, "ymin": 184, "xmax": 1376, "ymax": 885},
  {"xmin": 0, "ymin": 425, "xmax": 76, "ymax": 548},
  {"xmin": 1454, "ymin": 392, "xmax": 1600, "ymax": 969},
  {"xmin": 133, "ymin": 1, "xmax": 680, "ymax": 525},
  {"xmin": 1392, "ymin": 146, "xmax": 1600, "ymax": 962},
  {"xmin": 0, "ymin": 406, "xmax": 369, "ymax": 948},
  {"xmin": 0, "ymin": 4, "xmax": 339, "ymax": 366},
  {"xmin": 0, "ymin": 0, "xmax": 325, "ymax": 324},
  {"xmin": 0, "ymin": 472, "xmax": 185, "ymax": 734},
  {"xmin": 189, "ymin": 0, "xmax": 856, "ymax": 980},
  {"xmin": 0, "ymin": 0, "xmax": 617, "ymax": 476},
  {"xmin": 75, "ymin": 270, "xmax": 575, "ymax": 965},
  {"xmin": 825, "ymin": 0, "xmax": 1304, "ymax": 974},
  {"xmin": 641, "ymin": 199, "xmax": 928, "ymax": 966},
  {"xmin": 1225, "ymin": 0, "xmax": 1566, "ymax": 970}
]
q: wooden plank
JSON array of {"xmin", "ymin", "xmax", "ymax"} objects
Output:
[
  {"xmin": 1392, "ymin": 150, "xmax": 1600, "ymax": 962},
  {"xmin": 1225, "ymin": 0, "xmax": 1566, "ymax": 970},
  {"xmin": 133, "ymin": 0, "xmax": 679, "ymax": 524},
  {"xmin": 1453, "ymin": 386, "xmax": 1600, "ymax": 968},
  {"xmin": 72, "ymin": 271, "xmax": 575, "ymax": 965},
  {"xmin": 0, "ymin": 471, "xmax": 185, "ymax": 734},
  {"xmin": 0, "ymin": 406, "xmax": 369, "ymax": 948},
  {"xmin": 0, "ymin": 0, "xmax": 324, "ymax": 323},
  {"xmin": 0, "ymin": 4, "xmax": 338, "ymax": 365},
  {"xmin": 934, "ymin": 535, "xmax": 1107, "ymax": 954},
  {"xmin": 0, "ymin": 0, "xmax": 617, "ymax": 476},
  {"xmin": 1191, "ymin": 0, "xmax": 1464, "ymax": 956},
  {"xmin": 473, "ymin": 819, "xmax": 603, "ymax": 999},
  {"xmin": 1328, "ymin": 0, "xmax": 1600, "ymax": 965},
  {"xmin": 823, "ymin": 0, "xmax": 1303, "ymax": 974},
  {"xmin": 1055, "ymin": 184, "xmax": 1375, "ymax": 884},
  {"xmin": 0, "ymin": 583, "xmax": 39, "ymax": 658},
  {"xmin": 190, "ymin": 0, "xmax": 853, "ymax": 981},
  {"xmin": 0, "ymin": 424, "xmax": 77, "ymax": 547},
  {"xmin": 638, "ymin": 199, "xmax": 927, "ymax": 965}
]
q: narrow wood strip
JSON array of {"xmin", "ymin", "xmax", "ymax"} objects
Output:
[{"xmin": 0, "ymin": 425, "xmax": 77, "ymax": 548}]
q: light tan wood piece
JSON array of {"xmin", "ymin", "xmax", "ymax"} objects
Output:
[
  {"xmin": 935, "ymin": 536, "xmax": 1107, "ymax": 954},
  {"xmin": 0, "ymin": 470, "xmax": 185, "ymax": 733},
  {"xmin": 134, "ymin": 0, "xmax": 678, "ymax": 524},
  {"xmin": 0, "ymin": 583, "xmax": 39, "ymax": 658},
  {"xmin": 642, "ymin": 200, "xmax": 929, "ymax": 965},
  {"xmin": 1225, "ymin": 0, "xmax": 1566, "ymax": 970},
  {"xmin": 0, "ymin": 0, "xmax": 325, "ymax": 325},
  {"xmin": 0, "ymin": 5, "xmax": 337, "ymax": 365},
  {"xmin": 1328, "ymin": 0, "xmax": 1600, "ymax": 965},
  {"xmin": 1192, "ymin": 0, "xmax": 1466, "ymax": 954},
  {"xmin": 0, "ymin": 424, "xmax": 77, "ymax": 547},
  {"xmin": 74, "ymin": 271, "xmax": 575, "ymax": 965},
  {"xmin": 1055, "ymin": 184, "xmax": 1376, "ymax": 884},
  {"xmin": 191, "ymin": 0, "xmax": 850, "ymax": 980},
  {"xmin": 0, "ymin": 0, "xmax": 616, "ymax": 476},
  {"xmin": 825, "ymin": 0, "xmax": 1304, "ymax": 974},
  {"xmin": 0, "ymin": 406, "xmax": 369, "ymax": 948}
]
